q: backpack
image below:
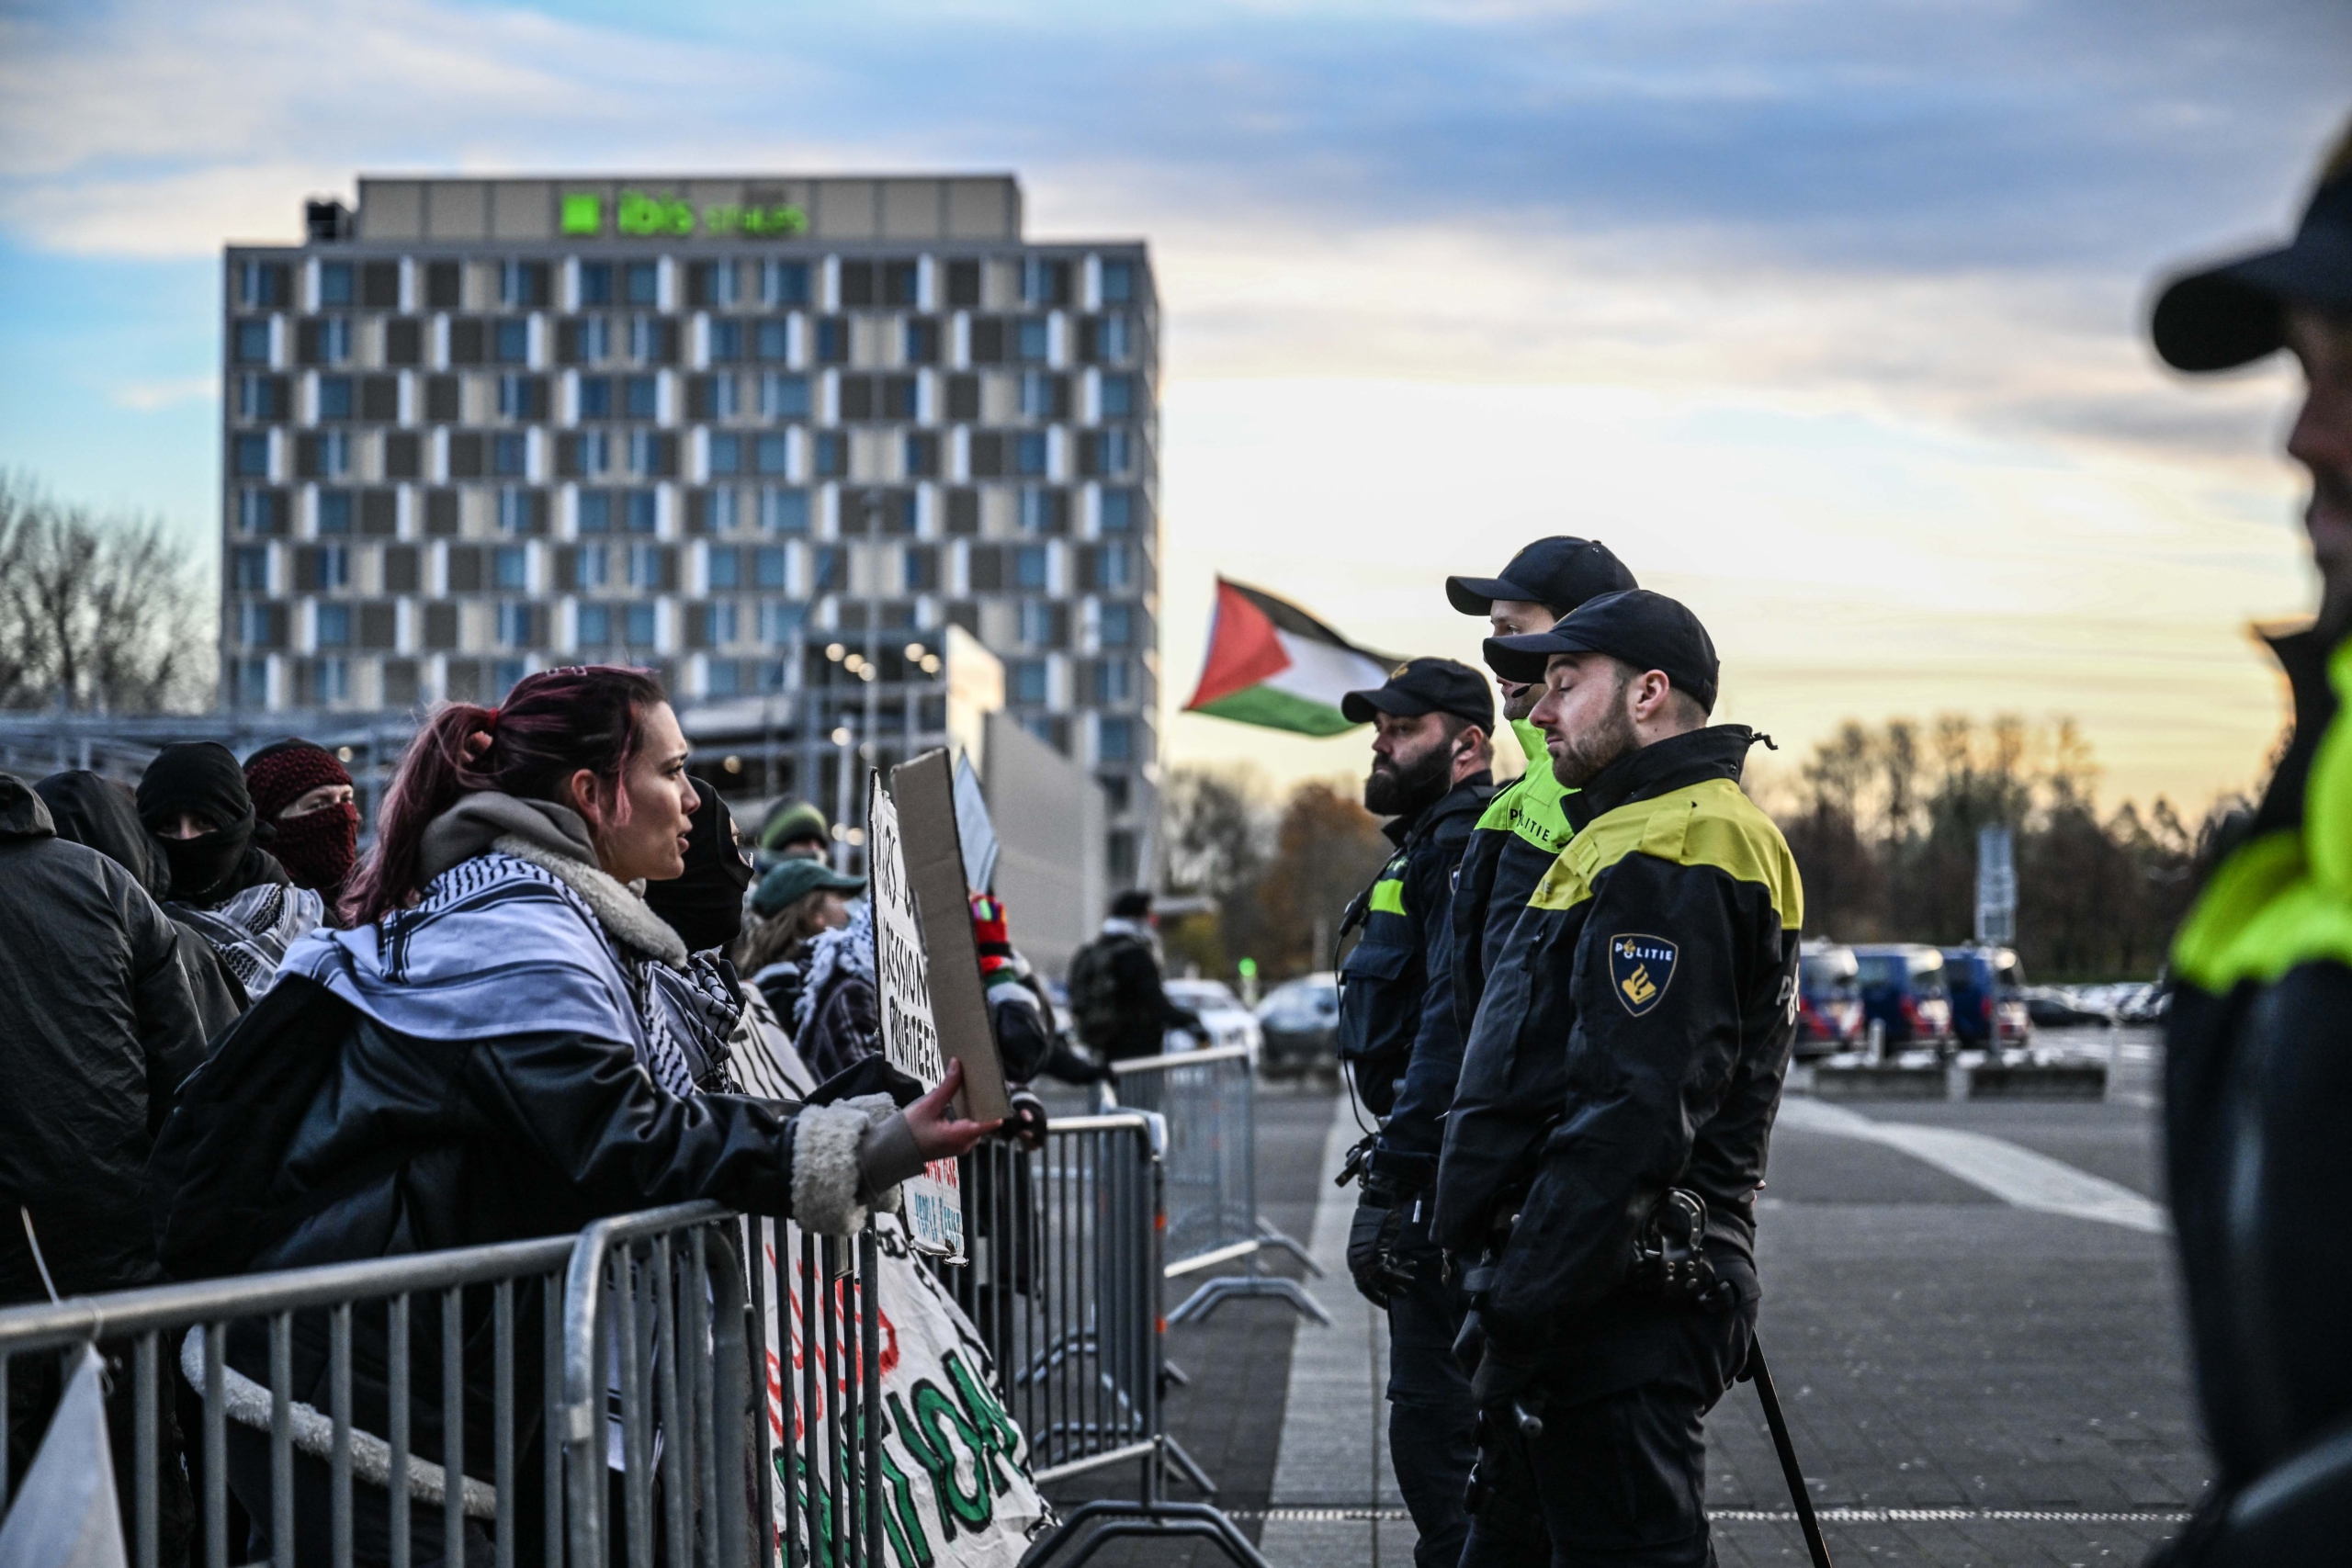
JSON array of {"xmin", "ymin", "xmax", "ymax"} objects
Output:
[
  {"xmin": 146, "ymin": 974, "xmax": 365, "ymax": 1280},
  {"xmin": 1067, "ymin": 931, "xmax": 1148, "ymax": 1047}
]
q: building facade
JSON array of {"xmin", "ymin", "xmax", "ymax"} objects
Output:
[{"xmin": 220, "ymin": 175, "xmax": 1160, "ymax": 886}]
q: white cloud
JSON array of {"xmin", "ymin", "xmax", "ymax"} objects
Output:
[{"xmin": 111, "ymin": 375, "xmax": 217, "ymax": 412}]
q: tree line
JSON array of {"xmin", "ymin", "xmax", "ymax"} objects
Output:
[
  {"xmin": 0, "ymin": 472, "xmax": 210, "ymax": 714},
  {"xmin": 1161, "ymin": 713, "xmax": 2240, "ymax": 988}
]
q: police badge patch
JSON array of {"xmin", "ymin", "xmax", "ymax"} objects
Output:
[{"xmin": 1609, "ymin": 934, "xmax": 1678, "ymax": 1016}]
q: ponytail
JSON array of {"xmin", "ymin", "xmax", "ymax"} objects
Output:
[{"xmin": 342, "ymin": 666, "xmax": 667, "ymax": 926}]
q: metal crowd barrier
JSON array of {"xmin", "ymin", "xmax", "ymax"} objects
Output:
[
  {"xmin": 946, "ymin": 1112, "xmax": 1267, "ymax": 1568},
  {"xmin": 1103, "ymin": 1044, "xmax": 1328, "ymax": 1326},
  {"xmin": 0, "ymin": 1204, "xmax": 890, "ymax": 1568}
]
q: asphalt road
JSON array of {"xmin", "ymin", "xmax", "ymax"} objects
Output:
[{"xmin": 1035, "ymin": 1029, "xmax": 2204, "ymax": 1567}]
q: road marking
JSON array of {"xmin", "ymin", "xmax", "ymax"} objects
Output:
[{"xmin": 1775, "ymin": 1095, "xmax": 2168, "ymax": 1235}]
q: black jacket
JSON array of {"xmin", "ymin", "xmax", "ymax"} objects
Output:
[
  {"xmin": 1365, "ymin": 770, "xmax": 1492, "ymax": 1184},
  {"xmin": 1449, "ymin": 720, "xmax": 1577, "ymax": 1045},
  {"xmin": 0, "ymin": 772, "xmax": 207, "ymax": 1304},
  {"xmin": 1433, "ymin": 728, "xmax": 1802, "ymax": 1389},
  {"xmin": 1068, "ymin": 927, "xmax": 1201, "ymax": 1063},
  {"xmin": 2158, "ymin": 626, "xmax": 2352, "ymax": 1562}
]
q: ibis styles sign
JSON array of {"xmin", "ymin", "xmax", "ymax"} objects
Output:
[{"xmin": 560, "ymin": 189, "xmax": 809, "ymax": 240}]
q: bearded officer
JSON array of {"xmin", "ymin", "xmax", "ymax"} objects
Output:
[
  {"xmin": 2146, "ymin": 118, "xmax": 2352, "ymax": 1565},
  {"xmin": 1329, "ymin": 656, "xmax": 1494, "ymax": 1568},
  {"xmin": 1434, "ymin": 589, "xmax": 1803, "ymax": 1568}
]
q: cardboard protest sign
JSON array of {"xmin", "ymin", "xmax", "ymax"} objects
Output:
[
  {"xmin": 867, "ymin": 773, "xmax": 968, "ymax": 1258},
  {"xmin": 952, "ymin": 752, "xmax": 1001, "ymax": 893},
  {"xmin": 758, "ymin": 1215, "xmax": 1052, "ymax": 1566},
  {"xmin": 888, "ymin": 750, "xmax": 1011, "ymax": 1122}
]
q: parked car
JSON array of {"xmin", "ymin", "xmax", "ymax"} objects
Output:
[
  {"xmin": 1850, "ymin": 943, "xmax": 1954, "ymax": 1047},
  {"xmin": 1941, "ymin": 946, "xmax": 2031, "ymax": 1047},
  {"xmin": 2021, "ymin": 986, "xmax": 2113, "ymax": 1028},
  {"xmin": 1164, "ymin": 978, "xmax": 1264, "ymax": 1065},
  {"xmin": 1796, "ymin": 941, "xmax": 1865, "ymax": 1057},
  {"xmin": 1256, "ymin": 973, "xmax": 1340, "ymax": 1077}
]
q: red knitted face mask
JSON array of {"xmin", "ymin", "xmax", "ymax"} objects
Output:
[{"xmin": 269, "ymin": 799, "xmax": 360, "ymax": 892}]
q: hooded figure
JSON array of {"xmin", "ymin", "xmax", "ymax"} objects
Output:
[
  {"xmin": 137, "ymin": 743, "xmax": 322, "ymax": 998},
  {"xmin": 640, "ymin": 795, "xmax": 758, "ymax": 1095},
  {"xmin": 36, "ymin": 771, "xmax": 247, "ymax": 1039},
  {"xmin": 643, "ymin": 794, "xmax": 754, "ymax": 954},
  {"xmin": 243, "ymin": 739, "xmax": 361, "ymax": 903}
]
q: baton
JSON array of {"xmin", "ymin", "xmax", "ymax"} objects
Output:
[{"xmin": 1743, "ymin": 1335, "xmax": 1834, "ymax": 1568}]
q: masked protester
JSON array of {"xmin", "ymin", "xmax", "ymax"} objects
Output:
[
  {"xmin": 137, "ymin": 742, "xmax": 322, "ymax": 998},
  {"xmin": 640, "ymin": 793, "xmax": 758, "ymax": 1094},
  {"xmin": 242, "ymin": 740, "xmax": 361, "ymax": 907},
  {"xmin": 36, "ymin": 770, "xmax": 246, "ymax": 1038}
]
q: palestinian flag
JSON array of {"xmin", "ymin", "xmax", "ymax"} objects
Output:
[{"xmin": 1183, "ymin": 578, "xmax": 1397, "ymax": 736}]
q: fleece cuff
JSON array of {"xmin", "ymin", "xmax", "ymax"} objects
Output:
[
  {"xmin": 792, "ymin": 1092, "xmax": 901, "ymax": 1234},
  {"xmin": 856, "ymin": 1111, "xmax": 927, "ymax": 1196}
]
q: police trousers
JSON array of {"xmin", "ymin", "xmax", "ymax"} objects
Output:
[
  {"xmin": 1458, "ymin": 1295, "xmax": 1754, "ymax": 1568},
  {"xmin": 1386, "ymin": 1203, "xmax": 1478, "ymax": 1568}
]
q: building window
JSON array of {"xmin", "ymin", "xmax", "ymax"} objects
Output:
[
  {"xmin": 1018, "ymin": 488, "xmax": 1057, "ymax": 534},
  {"xmin": 578, "ymin": 491, "xmax": 613, "ymax": 534},
  {"xmin": 627, "ymin": 316, "xmax": 663, "ymax": 361},
  {"xmin": 237, "ymin": 602, "xmax": 274, "ymax": 645},
  {"xmin": 497, "ymin": 488, "xmax": 534, "ymax": 533},
  {"xmin": 316, "ymin": 491, "xmax": 353, "ymax": 535},
  {"xmin": 1014, "ymin": 433, "xmax": 1047, "ymax": 477},
  {"xmin": 493, "ymin": 659, "xmax": 527, "ymax": 697},
  {"xmin": 493, "ymin": 546, "xmax": 528, "ymax": 591},
  {"xmin": 627, "ymin": 543, "xmax": 662, "ymax": 587},
  {"xmin": 709, "ymin": 434, "xmax": 741, "ymax": 476},
  {"xmin": 1018, "ymin": 371, "xmax": 1057, "ymax": 418},
  {"xmin": 763, "ymin": 261, "xmax": 810, "ymax": 305},
  {"xmin": 320, "ymin": 545, "xmax": 350, "ymax": 589},
  {"xmin": 577, "ymin": 603, "xmax": 611, "ymax": 645},
  {"xmin": 1099, "ymin": 602, "xmax": 1133, "ymax": 647},
  {"xmin": 315, "ymin": 376, "xmax": 354, "ymax": 421},
  {"xmin": 578, "ymin": 377, "xmax": 613, "ymax": 419},
  {"xmin": 496, "ymin": 601, "xmax": 533, "ymax": 647},
  {"xmin": 233, "ymin": 656, "xmax": 271, "ymax": 705},
  {"xmin": 241, "ymin": 263, "xmax": 289, "ymax": 307},
  {"xmin": 319, "ymin": 659, "xmax": 352, "ymax": 704},
  {"xmin": 754, "ymin": 546, "xmax": 787, "ymax": 590},
  {"xmin": 318, "ymin": 262, "xmax": 355, "ymax": 307},
  {"xmin": 236, "ymin": 491, "xmax": 282, "ymax": 534},
  {"xmin": 624, "ymin": 262, "xmax": 659, "ymax": 306},
  {"xmin": 624, "ymin": 603, "xmax": 657, "ymax": 646},
  {"xmin": 625, "ymin": 431, "xmax": 659, "ymax": 477},
  {"xmin": 702, "ymin": 603, "xmax": 738, "ymax": 645},
  {"xmin": 1086, "ymin": 428, "xmax": 1131, "ymax": 476},
  {"xmin": 1098, "ymin": 716, "xmax": 1134, "ymax": 763},
  {"xmin": 571, "ymin": 431, "xmax": 612, "ymax": 478},
  {"xmin": 232, "ymin": 546, "xmax": 269, "ymax": 591},
  {"xmin": 1094, "ymin": 539, "xmax": 1132, "ymax": 592},
  {"xmin": 814, "ymin": 318, "xmax": 848, "ymax": 364},
  {"xmin": 497, "ymin": 374, "xmax": 540, "ymax": 419},
  {"xmin": 760, "ymin": 600, "xmax": 803, "ymax": 641},
  {"xmin": 625, "ymin": 490, "xmax": 658, "ymax": 533},
  {"xmin": 572, "ymin": 546, "xmax": 607, "ymax": 589},
  {"xmin": 1095, "ymin": 657, "xmax": 1133, "ymax": 703},
  {"xmin": 1100, "ymin": 374, "xmax": 1136, "ymax": 417},
  {"xmin": 233, "ymin": 433, "xmax": 271, "ymax": 477},
  {"xmin": 319, "ymin": 431, "xmax": 353, "ymax": 478},
  {"xmin": 905, "ymin": 318, "xmax": 941, "ymax": 364},
  {"xmin": 235, "ymin": 374, "xmax": 283, "ymax": 420},
  {"xmin": 706, "ymin": 660, "xmax": 741, "ymax": 697},
  {"xmin": 811, "ymin": 546, "xmax": 845, "ymax": 592},
  {"xmin": 492, "ymin": 320, "xmax": 529, "ymax": 364},
  {"xmin": 1015, "ymin": 319, "xmax": 1049, "ymax": 363},
  {"xmin": 579, "ymin": 262, "xmax": 613, "ymax": 306},
  {"xmin": 1018, "ymin": 599, "xmax": 1056, "ymax": 646},
  {"xmin": 760, "ymin": 373, "xmax": 809, "ymax": 418},
  {"xmin": 708, "ymin": 320, "xmax": 743, "ymax": 363},
  {"xmin": 707, "ymin": 375, "xmax": 741, "ymax": 419},
  {"xmin": 707, "ymin": 547, "xmax": 741, "ymax": 591},
  {"xmin": 705, "ymin": 489, "xmax": 741, "ymax": 533},
  {"xmin": 1101, "ymin": 260, "xmax": 1136, "ymax": 303},
  {"xmin": 492, "ymin": 434, "xmax": 527, "ymax": 477},
  {"xmin": 234, "ymin": 321, "xmax": 273, "ymax": 365},
  {"xmin": 316, "ymin": 603, "xmax": 353, "ymax": 647},
  {"xmin": 760, "ymin": 487, "xmax": 808, "ymax": 532},
  {"xmin": 906, "ymin": 432, "xmax": 939, "ymax": 478},
  {"xmin": 1012, "ymin": 546, "xmax": 1049, "ymax": 591},
  {"xmin": 1097, "ymin": 314, "xmax": 1132, "ymax": 361},
  {"xmin": 578, "ymin": 317, "xmax": 612, "ymax": 362},
  {"xmin": 812, "ymin": 432, "xmax": 845, "ymax": 478},
  {"xmin": 1100, "ymin": 488, "xmax": 1135, "ymax": 531},
  {"xmin": 1012, "ymin": 659, "xmax": 1049, "ymax": 705},
  {"xmin": 625, "ymin": 376, "xmax": 658, "ymax": 419}
]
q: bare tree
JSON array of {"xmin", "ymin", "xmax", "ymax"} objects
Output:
[{"xmin": 0, "ymin": 472, "xmax": 209, "ymax": 714}]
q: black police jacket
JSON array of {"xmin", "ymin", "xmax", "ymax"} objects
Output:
[
  {"xmin": 1433, "ymin": 727, "xmax": 1802, "ymax": 1381},
  {"xmin": 1449, "ymin": 718, "xmax": 1577, "ymax": 1044},
  {"xmin": 2158, "ymin": 626, "xmax": 2352, "ymax": 1562},
  {"xmin": 1335, "ymin": 770, "xmax": 1490, "ymax": 1119}
]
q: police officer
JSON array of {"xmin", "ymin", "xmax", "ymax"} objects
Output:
[
  {"xmin": 2144, "ymin": 120, "xmax": 2352, "ymax": 1564},
  {"xmin": 1434, "ymin": 590, "xmax": 1803, "ymax": 1567},
  {"xmin": 1331, "ymin": 656, "xmax": 1493, "ymax": 1568},
  {"xmin": 1443, "ymin": 537, "xmax": 1639, "ymax": 1044}
]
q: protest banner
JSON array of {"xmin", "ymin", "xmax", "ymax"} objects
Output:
[{"xmin": 759, "ymin": 1216, "xmax": 1051, "ymax": 1567}]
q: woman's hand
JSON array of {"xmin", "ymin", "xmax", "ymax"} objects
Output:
[{"xmin": 904, "ymin": 1060, "xmax": 1002, "ymax": 1162}]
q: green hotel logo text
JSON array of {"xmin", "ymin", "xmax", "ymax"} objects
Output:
[{"xmin": 560, "ymin": 190, "xmax": 809, "ymax": 240}]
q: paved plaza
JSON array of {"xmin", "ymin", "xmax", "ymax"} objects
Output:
[{"xmin": 1042, "ymin": 1032, "xmax": 2205, "ymax": 1566}]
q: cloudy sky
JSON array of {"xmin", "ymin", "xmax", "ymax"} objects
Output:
[{"xmin": 2, "ymin": 0, "xmax": 2346, "ymax": 813}]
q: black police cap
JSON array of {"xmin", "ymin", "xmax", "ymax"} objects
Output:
[
  {"xmin": 2154, "ymin": 126, "xmax": 2352, "ymax": 372},
  {"xmin": 1483, "ymin": 590, "xmax": 1719, "ymax": 714},
  {"xmin": 1340, "ymin": 656, "xmax": 1495, "ymax": 731},
  {"xmin": 1446, "ymin": 536, "xmax": 1636, "ymax": 618}
]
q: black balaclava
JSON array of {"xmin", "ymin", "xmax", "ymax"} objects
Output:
[
  {"xmin": 35, "ymin": 771, "xmax": 168, "ymax": 897},
  {"xmin": 136, "ymin": 741, "xmax": 258, "ymax": 902},
  {"xmin": 646, "ymin": 794, "xmax": 754, "ymax": 954}
]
